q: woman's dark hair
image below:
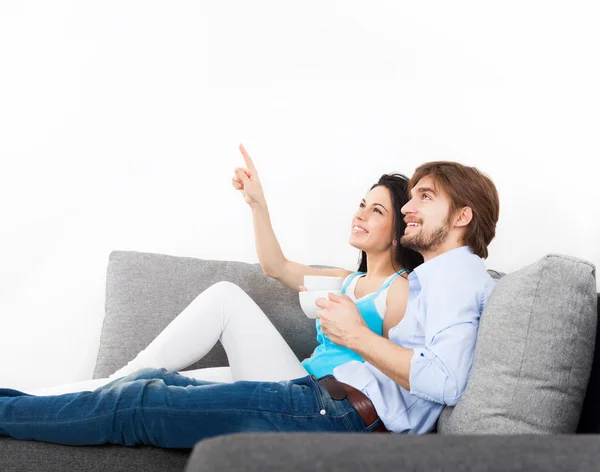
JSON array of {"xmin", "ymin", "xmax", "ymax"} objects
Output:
[{"xmin": 357, "ymin": 173, "xmax": 424, "ymax": 273}]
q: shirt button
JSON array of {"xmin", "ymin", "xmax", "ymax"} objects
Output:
[{"xmin": 320, "ymin": 409, "xmax": 326, "ymax": 415}]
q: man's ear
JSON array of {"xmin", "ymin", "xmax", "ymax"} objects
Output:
[{"xmin": 454, "ymin": 206, "xmax": 473, "ymax": 228}]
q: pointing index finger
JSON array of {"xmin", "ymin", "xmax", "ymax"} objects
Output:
[{"xmin": 239, "ymin": 144, "xmax": 257, "ymax": 173}]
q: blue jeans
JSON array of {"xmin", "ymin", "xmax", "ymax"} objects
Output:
[{"xmin": 0, "ymin": 368, "xmax": 377, "ymax": 448}]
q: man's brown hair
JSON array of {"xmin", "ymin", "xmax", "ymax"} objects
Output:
[{"xmin": 408, "ymin": 161, "xmax": 500, "ymax": 259}]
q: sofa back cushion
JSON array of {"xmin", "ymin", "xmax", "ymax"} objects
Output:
[
  {"xmin": 437, "ymin": 254, "xmax": 597, "ymax": 434},
  {"xmin": 93, "ymin": 251, "xmax": 318, "ymax": 379}
]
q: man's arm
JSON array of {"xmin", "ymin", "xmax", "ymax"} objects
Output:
[
  {"xmin": 346, "ymin": 326, "xmax": 413, "ymax": 391},
  {"xmin": 316, "ymin": 292, "xmax": 414, "ymax": 390},
  {"xmin": 343, "ymin": 281, "xmax": 414, "ymax": 390},
  {"xmin": 317, "ymin": 286, "xmax": 482, "ymax": 405}
]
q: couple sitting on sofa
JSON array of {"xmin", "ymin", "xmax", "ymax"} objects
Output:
[{"xmin": 0, "ymin": 145, "xmax": 500, "ymax": 448}]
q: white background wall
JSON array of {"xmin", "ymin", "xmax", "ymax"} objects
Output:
[{"xmin": 0, "ymin": 1, "xmax": 598, "ymax": 392}]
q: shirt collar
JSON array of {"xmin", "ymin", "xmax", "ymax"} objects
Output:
[{"xmin": 410, "ymin": 246, "xmax": 475, "ymax": 281}]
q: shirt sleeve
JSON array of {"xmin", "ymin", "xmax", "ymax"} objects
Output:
[{"xmin": 408, "ymin": 280, "xmax": 484, "ymax": 406}]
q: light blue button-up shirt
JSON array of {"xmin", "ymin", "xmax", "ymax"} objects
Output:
[{"xmin": 333, "ymin": 246, "xmax": 498, "ymax": 433}]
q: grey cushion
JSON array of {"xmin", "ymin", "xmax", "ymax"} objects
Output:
[
  {"xmin": 438, "ymin": 254, "xmax": 597, "ymax": 434},
  {"xmin": 185, "ymin": 433, "xmax": 600, "ymax": 472},
  {"xmin": 94, "ymin": 251, "xmax": 319, "ymax": 379},
  {"xmin": 0, "ymin": 439, "xmax": 189, "ymax": 472}
]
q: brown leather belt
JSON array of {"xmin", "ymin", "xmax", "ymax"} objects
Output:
[{"xmin": 318, "ymin": 377, "xmax": 389, "ymax": 433}]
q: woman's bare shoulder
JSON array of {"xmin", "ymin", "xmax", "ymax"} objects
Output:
[
  {"xmin": 382, "ymin": 275, "xmax": 410, "ymax": 334},
  {"xmin": 386, "ymin": 275, "xmax": 410, "ymax": 309}
]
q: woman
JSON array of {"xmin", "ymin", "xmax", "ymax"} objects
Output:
[{"xmin": 27, "ymin": 145, "xmax": 422, "ymax": 395}]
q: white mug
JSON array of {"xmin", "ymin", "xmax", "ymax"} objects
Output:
[{"xmin": 299, "ymin": 289, "xmax": 343, "ymax": 318}]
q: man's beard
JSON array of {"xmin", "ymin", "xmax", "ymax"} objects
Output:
[{"xmin": 400, "ymin": 219, "xmax": 452, "ymax": 253}]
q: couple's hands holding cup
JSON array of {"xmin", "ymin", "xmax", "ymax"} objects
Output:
[
  {"xmin": 300, "ymin": 276, "xmax": 367, "ymax": 348},
  {"xmin": 298, "ymin": 276, "xmax": 343, "ymax": 319}
]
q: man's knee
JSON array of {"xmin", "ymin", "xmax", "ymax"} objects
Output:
[{"xmin": 121, "ymin": 367, "xmax": 168, "ymax": 382}]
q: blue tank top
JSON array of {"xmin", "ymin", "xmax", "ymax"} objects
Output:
[{"xmin": 301, "ymin": 269, "xmax": 407, "ymax": 378}]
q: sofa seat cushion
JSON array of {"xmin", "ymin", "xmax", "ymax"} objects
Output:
[{"xmin": 0, "ymin": 438, "xmax": 189, "ymax": 472}]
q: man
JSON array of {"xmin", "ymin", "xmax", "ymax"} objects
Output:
[{"xmin": 0, "ymin": 161, "xmax": 500, "ymax": 448}]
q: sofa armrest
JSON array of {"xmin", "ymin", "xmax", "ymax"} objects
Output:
[{"xmin": 185, "ymin": 433, "xmax": 600, "ymax": 472}]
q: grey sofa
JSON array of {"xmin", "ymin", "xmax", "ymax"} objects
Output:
[{"xmin": 1, "ymin": 250, "xmax": 598, "ymax": 472}]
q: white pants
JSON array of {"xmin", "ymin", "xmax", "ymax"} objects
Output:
[{"xmin": 26, "ymin": 281, "xmax": 309, "ymax": 395}]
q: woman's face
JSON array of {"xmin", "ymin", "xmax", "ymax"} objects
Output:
[{"xmin": 349, "ymin": 185, "xmax": 395, "ymax": 253}]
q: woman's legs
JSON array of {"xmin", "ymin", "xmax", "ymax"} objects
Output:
[
  {"xmin": 22, "ymin": 282, "xmax": 304, "ymax": 396},
  {"xmin": 179, "ymin": 366, "xmax": 233, "ymax": 383},
  {"xmin": 24, "ymin": 378, "xmax": 113, "ymax": 396},
  {"xmin": 110, "ymin": 281, "xmax": 308, "ymax": 382},
  {"xmin": 23, "ymin": 281, "xmax": 304, "ymax": 395}
]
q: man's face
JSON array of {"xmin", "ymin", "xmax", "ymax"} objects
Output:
[{"xmin": 400, "ymin": 176, "xmax": 454, "ymax": 254}]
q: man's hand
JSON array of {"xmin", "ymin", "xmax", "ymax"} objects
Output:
[
  {"xmin": 315, "ymin": 293, "xmax": 368, "ymax": 348},
  {"xmin": 317, "ymin": 292, "xmax": 413, "ymax": 391}
]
